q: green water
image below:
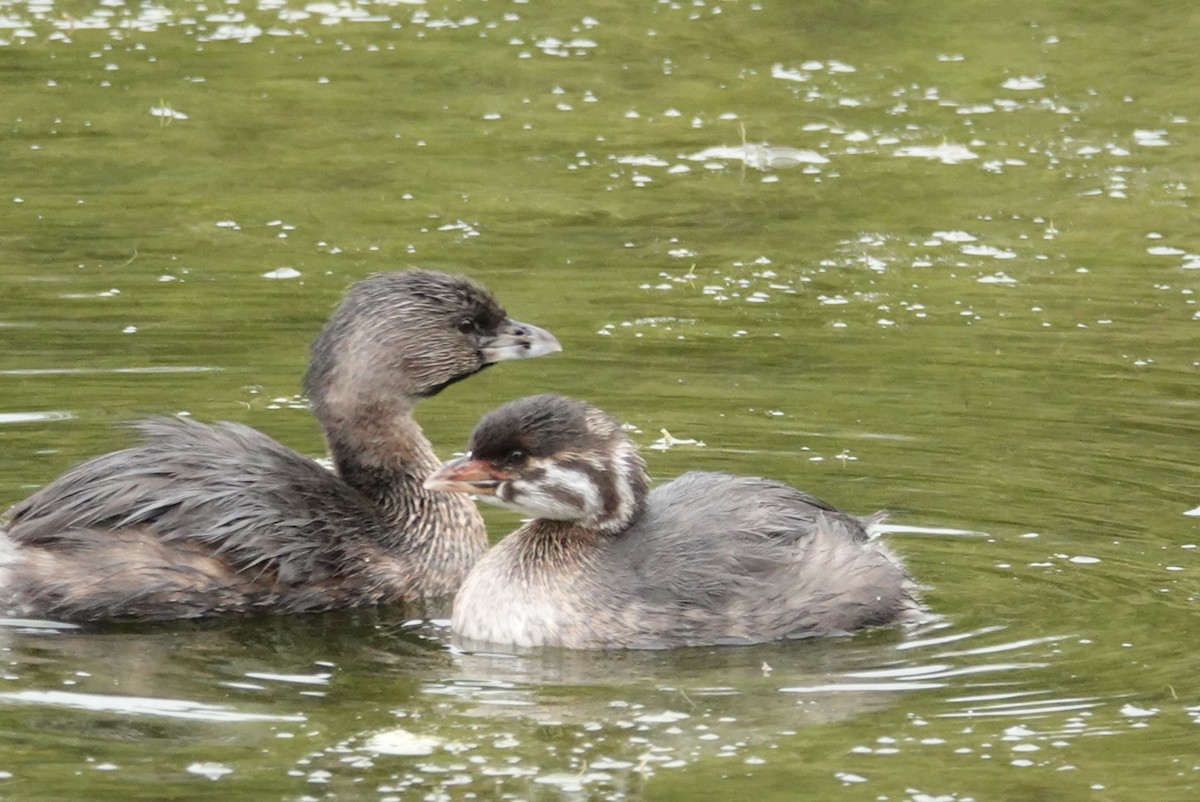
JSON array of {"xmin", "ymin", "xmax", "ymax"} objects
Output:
[{"xmin": 1, "ymin": 0, "xmax": 1198, "ymax": 798}]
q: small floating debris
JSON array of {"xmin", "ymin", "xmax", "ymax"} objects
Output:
[
  {"xmin": 186, "ymin": 762, "xmax": 233, "ymax": 780},
  {"xmin": 648, "ymin": 429, "xmax": 706, "ymax": 451},
  {"xmin": 1184, "ymin": 506, "xmax": 1200, "ymax": 517},
  {"xmin": 1133, "ymin": 129, "xmax": 1170, "ymax": 147},
  {"xmin": 894, "ymin": 143, "xmax": 978, "ymax": 164},
  {"xmin": 684, "ymin": 144, "xmax": 828, "ymax": 170},
  {"xmin": 616, "ymin": 154, "xmax": 670, "ymax": 167},
  {"xmin": 361, "ymin": 728, "xmax": 443, "ymax": 756},
  {"xmin": 633, "ymin": 710, "xmax": 689, "ymax": 724},
  {"xmin": 262, "ymin": 267, "xmax": 300, "ymax": 279},
  {"xmin": 149, "ymin": 104, "xmax": 188, "ymax": 121},
  {"xmin": 771, "ymin": 64, "xmax": 809, "ymax": 82},
  {"xmin": 200, "ymin": 24, "xmax": 262, "ymax": 43},
  {"xmin": 1002, "ymin": 76, "xmax": 1044, "ymax": 91},
  {"xmin": 437, "ymin": 220, "xmax": 481, "ymax": 238},
  {"xmin": 771, "ymin": 60, "xmax": 856, "ymax": 81},
  {"xmin": 932, "ymin": 230, "xmax": 977, "ymax": 243},
  {"xmin": 963, "ymin": 244, "xmax": 1017, "ymax": 260}
]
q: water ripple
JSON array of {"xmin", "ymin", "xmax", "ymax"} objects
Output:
[{"xmin": 0, "ymin": 689, "xmax": 305, "ymax": 722}]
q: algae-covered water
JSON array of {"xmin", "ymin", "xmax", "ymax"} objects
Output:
[{"xmin": 1, "ymin": 0, "xmax": 1198, "ymax": 799}]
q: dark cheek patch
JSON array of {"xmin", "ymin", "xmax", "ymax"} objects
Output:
[
  {"xmin": 546, "ymin": 485, "xmax": 586, "ymax": 513},
  {"xmin": 558, "ymin": 457, "xmax": 618, "ymax": 516}
]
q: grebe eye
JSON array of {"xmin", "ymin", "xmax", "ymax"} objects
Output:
[
  {"xmin": 507, "ymin": 449, "xmax": 527, "ymax": 465},
  {"xmin": 456, "ymin": 317, "xmax": 477, "ymax": 334}
]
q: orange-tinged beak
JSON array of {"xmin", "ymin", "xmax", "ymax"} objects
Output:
[{"xmin": 424, "ymin": 454, "xmax": 511, "ymax": 495}]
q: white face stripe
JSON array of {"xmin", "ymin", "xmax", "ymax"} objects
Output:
[
  {"xmin": 587, "ymin": 441, "xmax": 642, "ymax": 533},
  {"xmin": 471, "ymin": 441, "xmax": 645, "ymax": 534},
  {"xmin": 502, "ymin": 458, "xmax": 604, "ymax": 522}
]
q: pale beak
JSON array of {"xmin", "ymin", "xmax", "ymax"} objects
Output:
[
  {"xmin": 424, "ymin": 454, "xmax": 511, "ymax": 495},
  {"xmin": 478, "ymin": 318, "xmax": 561, "ymax": 364}
]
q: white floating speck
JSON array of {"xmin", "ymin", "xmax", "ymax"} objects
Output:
[
  {"xmin": 894, "ymin": 143, "xmax": 978, "ymax": 164},
  {"xmin": 835, "ymin": 772, "xmax": 868, "ymax": 784},
  {"xmin": 149, "ymin": 105, "xmax": 189, "ymax": 121},
  {"xmin": 262, "ymin": 267, "xmax": 301, "ymax": 280},
  {"xmin": 1183, "ymin": 506, "xmax": 1200, "ymax": 517},
  {"xmin": 933, "ymin": 230, "xmax": 977, "ymax": 243},
  {"xmin": 633, "ymin": 710, "xmax": 689, "ymax": 724},
  {"xmin": 1133, "ymin": 129, "xmax": 1170, "ymax": 147},
  {"xmin": 648, "ymin": 429, "xmax": 705, "ymax": 451},
  {"xmin": 771, "ymin": 64, "xmax": 808, "ymax": 82},
  {"xmin": 616, "ymin": 154, "xmax": 669, "ymax": 167},
  {"xmin": 1002, "ymin": 76, "xmax": 1044, "ymax": 90},
  {"xmin": 964, "ymin": 245, "xmax": 1017, "ymax": 260},
  {"xmin": 684, "ymin": 144, "xmax": 828, "ymax": 169},
  {"xmin": 187, "ymin": 762, "xmax": 233, "ymax": 780},
  {"xmin": 1068, "ymin": 555, "xmax": 1101, "ymax": 564},
  {"xmin": 361, "ymin": 728, "xmax": 442, "ymax": 756},
  {"xmin": 122, "ymin": 325, "xmax": 137, "ymax": 334},
  {"xmin": 1119, "ymin": 703, "xmax": 1157, "ymax": 717}
]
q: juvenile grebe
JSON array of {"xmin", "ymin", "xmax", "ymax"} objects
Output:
[{"xmin": 427, "ymin": 394, "xmax": 920, "ymax": 649}]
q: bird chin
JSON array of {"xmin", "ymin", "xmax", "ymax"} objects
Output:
[
  {"xmin": 418, "ymin": 368, "xmax": 483, "ymax": 398},
  {"xmin": 473, "ymin": 491, "xmax": 511, "ymax": 508}
]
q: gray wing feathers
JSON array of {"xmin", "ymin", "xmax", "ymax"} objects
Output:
[
  {"xmin": 2, "ymin": 418, "xmax": 379, "ymax": 583},
  {"xmin": 613, "ymin": 472, "xmax": 915, "ymax": 642}
]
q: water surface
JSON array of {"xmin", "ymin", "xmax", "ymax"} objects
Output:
[{"xmin": 1, "ymin": 0, "xmax": 1198, "ymax": 799}]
